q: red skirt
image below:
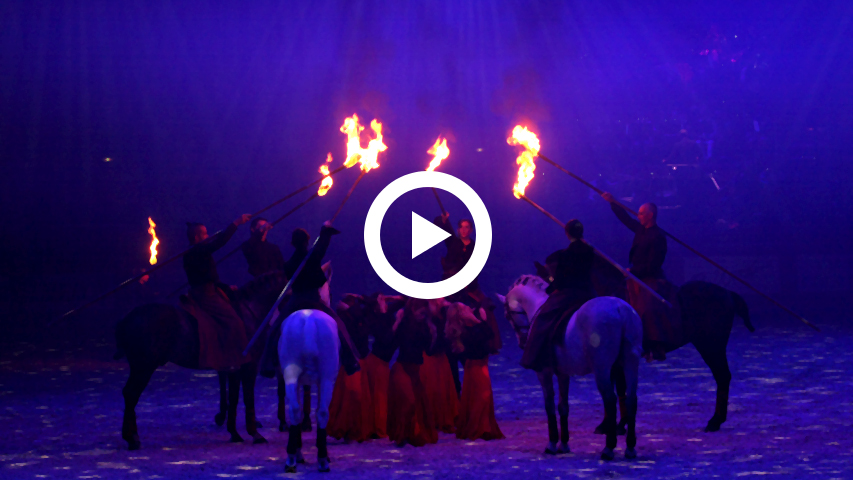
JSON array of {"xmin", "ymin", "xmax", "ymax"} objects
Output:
[
  {"xmin": 456, "ymin": 358, "xmax": 505, "ymax": 441},
  {"xmin": 361, "ymin": 353, "xmax": 390, "ymax": 438},
  {"xmin": 386, "ymin": 362, "xmax": 438, "ymax": 446},
  {"xmin": 327, "ymin": 359, "xmax": 373, "ymax": 442},
  {"xmin": 421, "ymin": 352, "xmax": 459, "ymax": 433}
]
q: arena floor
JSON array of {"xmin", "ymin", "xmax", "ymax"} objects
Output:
[{"xmin": 1, "ymin": 318, "xmax": 851, "ymax": 479}]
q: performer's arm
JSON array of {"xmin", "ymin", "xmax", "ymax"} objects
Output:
[
  {"xmin": 310, "ymin": 223, "xmax": 340, "ymax": 262},
  {"xmin": 610, "ymin": 203, "xmax": 642, "ymax": 233},
  {"xmin": 434, "ymin": 213, "xmax": 458, "ymax": 247},
  {"xmin": 203, "ymin": 222, "xmax": 239, "ymax": 254}
]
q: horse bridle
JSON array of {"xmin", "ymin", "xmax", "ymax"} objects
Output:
[{"xmin": 504, "ymin": 308, "xmax": 531, "ymax": 336}]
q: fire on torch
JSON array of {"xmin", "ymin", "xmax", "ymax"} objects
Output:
[
  {"xmin": 318, "ymin": 153, "xmax": 334, "ymax": 196},
  {"xmin": 147, "ymin": 217, "xmax": 159, "ymax": 265},
  {"xmin": 426, "ymin": 136, "xmax": 450, "ymax": 214},
  {"xmin": 507, "ymin": 126, "xmax": 670, "ymax": 306}
]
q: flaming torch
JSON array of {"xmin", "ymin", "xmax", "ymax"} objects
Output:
[
  {"xmin": 506, "ymin": 125, "xmax": 669, "ymax": 306},
  {"xmin": 426, "ymin": 136, "xmax": 450, "ymax": 214},
  {"xmin": 147, "ymin": 217, "xmax": 159, "ymax": 265},
  {"xmin": 318, "ymin": 153, "xmax": 334, "ymax": 196},
  {"xmin": 508, "ymin": 125, "xmax": 540, "ymax": 199}
]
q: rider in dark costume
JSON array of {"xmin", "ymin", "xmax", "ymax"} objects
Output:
[{"xmin": 520, "ymin": 220, "xmax": 595, "ymax": 372}]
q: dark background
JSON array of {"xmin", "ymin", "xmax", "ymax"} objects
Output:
[{"xmin": 1, "ymin": 1, "xmax": 851, "ymax": 343}]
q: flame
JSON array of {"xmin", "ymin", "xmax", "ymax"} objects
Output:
[
  {"xmin": 318, "ymin": 153, "xmax": 334, "ymax": 196},
  {"xmin": 507, "ymin": 125, "xmax": 540, "ymax": 198},
  {"xmin": 339, "ymin": 114, "xmax": 387, "ymax": 172},
  {"xmin": 425, "ymin": 136, "xmax": 450, "ymax": 172},
  {"xmin": 147, "ymin": 217, "xmax": 159, "ymax": 265}
]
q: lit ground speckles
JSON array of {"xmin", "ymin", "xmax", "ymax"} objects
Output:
[{"xmin": 1, "ymin": 323, "xmax": 852, "ymax": 479}]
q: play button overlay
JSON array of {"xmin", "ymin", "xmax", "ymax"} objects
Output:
[
  {"xmin": 364, "ymin": 171, "xmax": 492, "ymax": 299},
  {"xmin": 411, "ymin": 212, "xmax": 451, "ymax": 259}
]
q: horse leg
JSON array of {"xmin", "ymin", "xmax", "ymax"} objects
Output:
[
  {"xmin": 537, "ymin": 370, "xmax": 559, "ymax": 455},
  {"xmin": 316, "ymin": 378, "xmax": 334, "ymax": 472},
  {"xmin": 613, "ymin": 362, "xmax": 628, "ymax": 435},
  {"xmin": 215, "ymin": 371, "xmax": 227, "ymax": 426},
  {"xmin": 226, "ymin": 370, "xmax": 243, "ymax": 443},
  {"xmin": 622, "ymin": 351, "xmax": 640, "ymax": 460},
  {"xmin": 557, "ymin": 375, "xmax": 570, "ymax": 453},
  {"xmin": 122, "ymin": 363, "xmax": 156, "ymax": 450},
  {"xmin": 594, "ymin": 364, "xmax": 618, "ymax": 461},
  {"xmin": 277, "ymin": 371, "xmax": 287, "ymax": 432},
  {"xmin": 284, "ymin": 365, "xmax": 304, "ymax": 472},
  {"xmin": 302, "ymin": 385, "xmax": 313, "ymax": 432},
  {"xmin": 241, "ymin": 363, "xmax": 267, "ymax": 444},
  {"xmin": 594, "ymin": 362, "xmax": 627, "ymax": 435},
  {"xmin": 695, "ymin": 342, "xmax": 731, "ymax": 432}
]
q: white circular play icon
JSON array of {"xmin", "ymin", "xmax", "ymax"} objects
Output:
[{"xmin": 363, "ymin": 171, "xmax": 492, "ymax": 299}]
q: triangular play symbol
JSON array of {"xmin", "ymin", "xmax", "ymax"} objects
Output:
[{"xmin": 411, "ymin": 211, "xmax": 452, "ymax": 259}]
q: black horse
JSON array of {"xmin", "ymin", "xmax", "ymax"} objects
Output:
[
  {"xmin": 534, "ymin": 258, "xmax": 754, "ymax": 433},
  {"xmin": 114, "ymin": 272, "xmax": 285, "ymax": 450}
]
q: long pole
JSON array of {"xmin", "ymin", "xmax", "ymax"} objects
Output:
[
  {"xmin": 518, "ymin": 194, "xmax": 671, "ymax": 307},
  {"xmin": 51, "ymin": 165, "xmax": 349, "ymax": 326},
  {"xmin": 431, "ymin": 188, "xmax": 447, "ymax": 215},
  {"xmin": 165, "ymin": 192, "xmax": 322, "ymax": 299},
  {"xmin": 243, "ymin": 170, "xmax": 368, "ymax": 356},
  {"xmin": 536, "ymin": 153, "xmax": 818, "ymax": 332}
]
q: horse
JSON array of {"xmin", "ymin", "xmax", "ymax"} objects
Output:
[
  {"xmin": 114, "ymin": 272, "xmax": 285, "ymax": 450},
  {"xmin": 278, "ymin": 306, "xmax": 340, "ymax": 473},
  {"xmin": 497, "ymin": 275, "xmax": 643, "ymax": 460},
  {"xmin": 214, "ymin": 263, "xmax": 336, "ymax": 435},
  {"xmin": 516, "ymin": 260, "xmax": 755, "ymax": 433}
]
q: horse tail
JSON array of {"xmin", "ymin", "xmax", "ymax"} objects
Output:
[
  {"xmin": 303, "ymin": 315, "xmax": 320, "ymax": 359},
  {"xmin": 731, "ymin": 291, "xmax": 754, "ymax": 332}
]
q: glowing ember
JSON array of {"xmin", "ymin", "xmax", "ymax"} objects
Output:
[
  {"xmin": 339, "ymin": 114, "xmax": 387, "ymax": 172},
  {"xmin": 318, "ymin": 153, "xmax": 334, "ymax": 196},
  {"xmin": 507, "ymin": 125, "xmax": 540, "ymax": 198},
  {"xmin": 147, "ymin": 217, "xmax": 159, "ymax": 265},
  {"xmin": 425, "ymin": 136, "xmax": 450, "ymax": 172}
]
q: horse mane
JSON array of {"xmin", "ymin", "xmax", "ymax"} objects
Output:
[{"xmin": 510, "ymin": 274, "xmax": 549, "ymax": 294}]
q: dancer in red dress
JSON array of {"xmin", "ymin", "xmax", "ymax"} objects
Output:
[
  {"xmin": 420, "ymin": 299, "xmax": 459, "ymax": 433},
  {"xmin": 446, "ymin": 303, "xmax": 505, "ymax": 441},
  {"xmin": 326, "ymin": 296, "xmax": 373, "ymax": 442},
  {"xmin": 386, "ymin": 298, "xmax": 439, "ymax": 447}
]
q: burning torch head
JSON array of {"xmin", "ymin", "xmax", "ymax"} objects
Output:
[{"xmin": 186, "ymin": 222, "xmax": 208, "ymax": 245}]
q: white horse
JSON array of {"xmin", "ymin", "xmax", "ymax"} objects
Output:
[
  {"xmin": 497, "ymin": 275, "xmax": 643, "ymax": 460},
  {"xmin": 277, "ymin": 262, "xmax": 339, "ymax": 473}
]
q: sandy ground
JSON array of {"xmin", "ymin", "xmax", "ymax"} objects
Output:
[{"xmin": 1, "ymin": 320, "xmax": 852, "ymax": 479}]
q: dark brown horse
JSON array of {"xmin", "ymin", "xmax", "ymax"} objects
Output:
[
  {"xmin": 114, "ymin": 272, "xmax": 285, "ymax": 450},
  {"xmin": 532, "ymin": 259, "xmax": 754, "ymax": 433}
]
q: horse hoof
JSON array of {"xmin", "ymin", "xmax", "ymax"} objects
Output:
[
  {"xmin": 252, "ymin": 435, "xmax": 268, "ymax": 445},
  {"xmin": 127, "ymin": 439, "xmax": 141, "ymax": 451},
  {"xmin": 593, "ymin": 422, "xmax": 606, "ymax": 435},
  {"xmin": 214, "ymin": 412, "xmax": 226, "ymax": 426},
  {"xmin": 625, "ymin": 448, "xmax": 637, "ymax": 460},
  {"xmin": 704, "ymin": 423, "xmax": 721, "ymax": 432},
  {"xmin": 296, "ymin": 452, "xmax": 306, "ymax": 464},
  {"xmin": 557, "ymin": 443, "xmax": 571, "ymax": 454},
  {"xmin": 279, "ymin": 422, "xmax": 287, "ymax": 432},
  {"xmin": 284, "ymin": 464, "xmax": 297, "ymax": 473},
  {"xmin": 255, "ymin": 419, "xmax": 263, "ymax": 429},
  {"xmin": 600, "ymin": 448, "xmax": 615, "ymax": 461},
  {"xmin": 318, "ymin": 457, "xmax": 331, "ymax": 472},
  {"xmin": 229, "ymin": 433, "xmax": 244, "ymax": 443},
  {"xmin": 544, "ymin": 447, "xmax": 557, "ymax": 455}
]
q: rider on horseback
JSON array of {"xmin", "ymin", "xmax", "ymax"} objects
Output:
[
  {"xmin": 241, "ymin": 217, "xmax": 285, "ymax": 278},
  {"xmin": 259, "ymin": 222, "xmax": 362, "ymax": 378},
  {"xmin": 520, "ymin": 219, "xmax": 595, "ymax": 372},
  {"xmin": 601, "ymin": 193, "xmax": 683, "ymax": 361},
  {"xmin": 182, "ymin": 214, "xmax": 253, "ymax": 371}
]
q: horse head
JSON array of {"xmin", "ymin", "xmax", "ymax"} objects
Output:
[{"xmin": 497, "ymin": 274, "xmax": 550, "ymax": 349}]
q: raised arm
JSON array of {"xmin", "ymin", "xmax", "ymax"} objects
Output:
[{"xmin": 602, "ymin": 192, "xmax": 641, "ymax": 233}]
